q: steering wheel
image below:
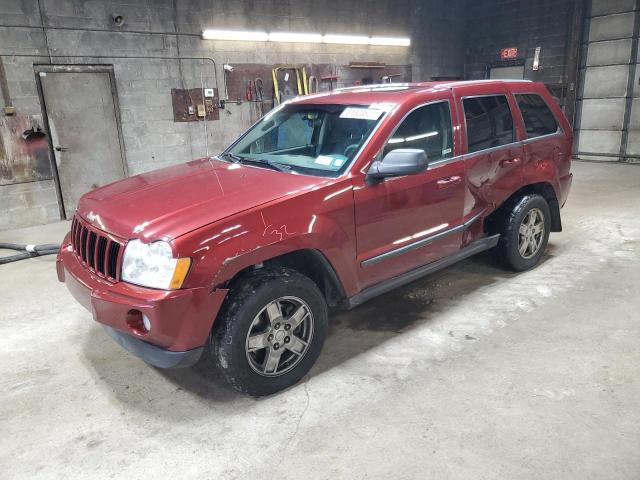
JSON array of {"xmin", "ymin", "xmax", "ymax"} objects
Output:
[{"xmin": 343, "ymin": 143, "xmax": 360, "ymax": 158}]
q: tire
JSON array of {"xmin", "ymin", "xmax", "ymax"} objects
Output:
[
  {"xmin": 494, "ymin": 193, "xmax": 551, "ymax": 272},
  {"xmin": 210, "ymin": 268, "xmax": 328, "ymax": 396}
]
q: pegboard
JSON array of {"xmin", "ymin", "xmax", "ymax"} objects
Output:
[{"xmin": 223, "ymin": 63, "xmax": 413, "ymax": 102}]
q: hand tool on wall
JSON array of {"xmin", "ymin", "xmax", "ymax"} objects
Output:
[
  {"xmin": 381, "ymin": 73, "xmax": 402, "ymax": 83},
  {"xmin": 253, "ymin": 77, "xmax": 264, "ymax": 102},
  {"xmin": 272, "ymin": 66, "xmax": 309, "ymax": 105},
  {"xmin": 308, "ymin": 75, "xmax": 318, "ymax": 94},
  {"xmin": 320, "ymin": 75, "xmax": 340, "ymax": 91}
]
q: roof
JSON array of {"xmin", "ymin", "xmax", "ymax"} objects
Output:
[{"xmin": 291, "ymin": 79, "xmax": 534, "ymax": 105}]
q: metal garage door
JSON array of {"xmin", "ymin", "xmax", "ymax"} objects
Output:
[{"xmin": 574, "ymin": 0, "xmax": 639, "ymax": 163}]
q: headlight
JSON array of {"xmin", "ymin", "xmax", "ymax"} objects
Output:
[{"xmin": 121, "ymin": 240, "xmax": 191, "ymax": 290}]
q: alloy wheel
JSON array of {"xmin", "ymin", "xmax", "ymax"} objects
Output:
[
  {"xmin": 518, "ymin": 207, "xmax": 545, "ymax": 259},
  {"xmin": 245, "ymin": 296, "xmax": 314, "ymax": 377}
]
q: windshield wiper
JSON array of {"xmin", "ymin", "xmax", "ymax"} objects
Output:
[
  {"xmin": 236, "ymin": 158, "xmax": 292, "ymax": 173},
  {"xmin": 220, "ymin": 153, "xmax": 291, "ymax": 172},
  {"xmin": 219, "ymin": 152, "xmax": 244, "ymax": 163}
]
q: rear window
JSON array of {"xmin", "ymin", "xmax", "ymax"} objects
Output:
[
  {"xmin": 463, "ymin": 95, "xmax": 515, "ymax": 153},
  {"xmin": 516, "ymin": 93, "xmax": 559, "ymax": 138}
]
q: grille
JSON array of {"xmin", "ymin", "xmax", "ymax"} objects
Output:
[{"xmin": 70, "ymin": 215, "xmax": 124, "ymax": 281}]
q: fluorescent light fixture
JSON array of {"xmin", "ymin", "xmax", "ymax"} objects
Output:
[
  {"xmin": 370, "ymin": 36, "xmax": 411, "ymax": 46},
  {"xmin": 269, "ymin": 32, "xmax": 323, "ymax": 43},
  {"xmin": 202, "ymin": 29, "xmax": 268, "ymax": 41},
  {"xmin": 201, "ymin": 29, "xmax": 411, "ymax": 46},
  {"xmin": 323, "ymin": 34, "xmax": 370, "ymax": 45}
]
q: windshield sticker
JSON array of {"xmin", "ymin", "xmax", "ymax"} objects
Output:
[
  {"xmin": 340, "ymin": 107, "xmax": 384, "ymax": 121},
  {"xmin": 315, "ymin": 155, "xmax": 334, "ymax": 166}
]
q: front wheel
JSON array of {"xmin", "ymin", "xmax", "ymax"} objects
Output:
[
  {"xmin": 495, "ymin": 193, "xmax": 551, "ymax": 271},
  {"xmin": 211, "ymin": 268, "xmax": 328, "ymax": 396}
]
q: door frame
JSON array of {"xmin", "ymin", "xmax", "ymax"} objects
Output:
[
  {"xmin": 485, "ymin": 59, "xmax": 525, "ymax": 79},
  {"xmin": 34, "ymin": 64, "xmax": 128, "ymax": 219}
]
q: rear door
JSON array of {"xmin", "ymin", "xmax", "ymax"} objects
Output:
[
  {"xmin": 354, "ymin": 94, "xmax": 466, "ymax": 288},
  {"xmin": 456, "ymin": 87, "xmax": 524, "ymax": 216},
  {"xmin": 513, "ymin": 91, "xmax": 564, "ymax": 181}
]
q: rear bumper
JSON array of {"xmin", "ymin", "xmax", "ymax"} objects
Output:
[
  {"xmin": 57, "ymin": 238, "xmax": 228, "ymax": 367},
  {"xmin": 559, "ymin": 172, "xmax": 573, "ymax": 207}
]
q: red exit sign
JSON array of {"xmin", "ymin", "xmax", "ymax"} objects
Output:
[{"xmin": 500, "ymin": 47, "xmax": 518, "ymax": 59}]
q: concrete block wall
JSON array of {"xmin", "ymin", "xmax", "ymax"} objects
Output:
[{"xmin": 0, "ymin": 0, "xmax": 465, "ymax": 230}]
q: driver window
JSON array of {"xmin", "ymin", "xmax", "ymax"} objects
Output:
[{"xmin": 383, "ymin": 101, "xmax": 453, "ymax": 161}]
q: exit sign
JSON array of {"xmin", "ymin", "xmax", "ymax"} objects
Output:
[{"xmin": 500, "ymin": 47, "xmax": 518, "ymax": 59}]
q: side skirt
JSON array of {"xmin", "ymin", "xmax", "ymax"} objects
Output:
[{"xmin": 347, "ymin": 234, "xmax": 500, "ymax": 309}]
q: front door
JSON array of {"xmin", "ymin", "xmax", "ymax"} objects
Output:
[
  {"xmin": 39, "ymin": 67, "xmax": 126, "ymax": 218},
  {"xmin": 354, "ymin": 99, "xmax": 465, "ymax": 288}
]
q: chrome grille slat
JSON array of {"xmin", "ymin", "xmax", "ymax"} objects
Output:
[{"xmin": 71, "ymin": 215, "xmax": 124, "ymax": 281}]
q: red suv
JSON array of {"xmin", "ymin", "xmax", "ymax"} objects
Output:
[{"xmin": 57, "ymin": 80, "xmax": 573, "ymax": 396}]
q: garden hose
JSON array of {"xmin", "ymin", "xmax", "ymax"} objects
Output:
[{"xmin": 0, "ymin": 243, "xmax": 60, "ymax": 264}]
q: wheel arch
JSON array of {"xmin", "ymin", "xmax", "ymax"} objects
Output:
[
  {"xmin": 485, "ymin": 182, "xmax": 562, "ymax": 234},
  {"xmin": 222, "ymin": 248, "xmax": 347, "ymax": 308}
]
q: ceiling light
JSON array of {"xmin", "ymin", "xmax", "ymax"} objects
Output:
[
  {"xmin": 323, "ymin": 34, "xmax": 370, "ymax": 45},
  {"xmin": 269, "ymin": 32, "xmax": 323, "ymax": 43},
  {"xmin": 202, "ymin": 29, "xmax": 269, "ymax": 41},
  {"xmin": 370, "ymin": 36, "xmax": 411, "ymax": 46},
  {"xmin": 201, "ymin": 30, "xmax": 411, "ymax": 46}
]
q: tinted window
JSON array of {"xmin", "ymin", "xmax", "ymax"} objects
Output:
[
  {"xmin": 516, "ymin": 93, "xmax": 558, "ymax": 138},
  {"xmin": 463, "ymin": 95, "xmax": 515, "ymax": 153},
  {"xmin": 383, "ymin": 101, "xmax": 453, "ymax": 162}
]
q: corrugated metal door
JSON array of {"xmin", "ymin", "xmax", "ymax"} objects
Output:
[{"xmin": 574, "ymin": 0, "xmax": 640, "ymax": 163}]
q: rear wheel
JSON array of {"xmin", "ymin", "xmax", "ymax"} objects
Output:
[
  {"xmin": 494, "ymin": 194, "xmax": 551, "ymax": 271},
  {"xmin": 211, "ymin": 268, "xmax": 328, "ymax": 396}
]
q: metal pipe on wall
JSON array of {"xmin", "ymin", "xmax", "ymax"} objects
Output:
[
  {"xmin": 0, "ymin": 57, "xmax": 12, "ymax": 110},
  {"xmin": 0, "ymin": 53, "xmax": 220, "ymax": 96}
]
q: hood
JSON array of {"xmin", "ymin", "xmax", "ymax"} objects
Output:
[{"xmin": 76, "ymin": 157, "xmax": 328, "ymax": 240}]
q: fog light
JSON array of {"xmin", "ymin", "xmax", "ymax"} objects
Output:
[
  {"xmin": 126, "ymin": 309, "xmax": 149, "ymax": 335},
  {"xmin": 142, "ymin": 314, "xmax": 151, "ymax": 332}
]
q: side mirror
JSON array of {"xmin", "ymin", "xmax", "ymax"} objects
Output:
[{"xmin": 366, "ymin": 149, "xmax": 429, "ymax": 182}]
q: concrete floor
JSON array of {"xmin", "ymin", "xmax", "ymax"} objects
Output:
[{"xmin": 1, "ymin": 161, "xmax": 639, "ymax": 479}]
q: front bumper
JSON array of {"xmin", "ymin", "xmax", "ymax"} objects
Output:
[{"xmin": 57, "ymin": 239, "xmax": 228, "ymax": 368}]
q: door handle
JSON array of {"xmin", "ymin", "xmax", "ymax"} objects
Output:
[
  {"xmin": 500, "ymin": 157, "xmax": 521, "ymax": 167},
  {"xmin": 55, "ymin": 146, "xmax": 68, "ymax": 152},
  {"xmin": 437, "ymin": 175, "xmax": 462, "ymax": 189}
]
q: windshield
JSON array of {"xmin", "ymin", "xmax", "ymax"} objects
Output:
[{"xmin": 224, "ymin": 103, "xmax": 385, "ymax": 177}]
